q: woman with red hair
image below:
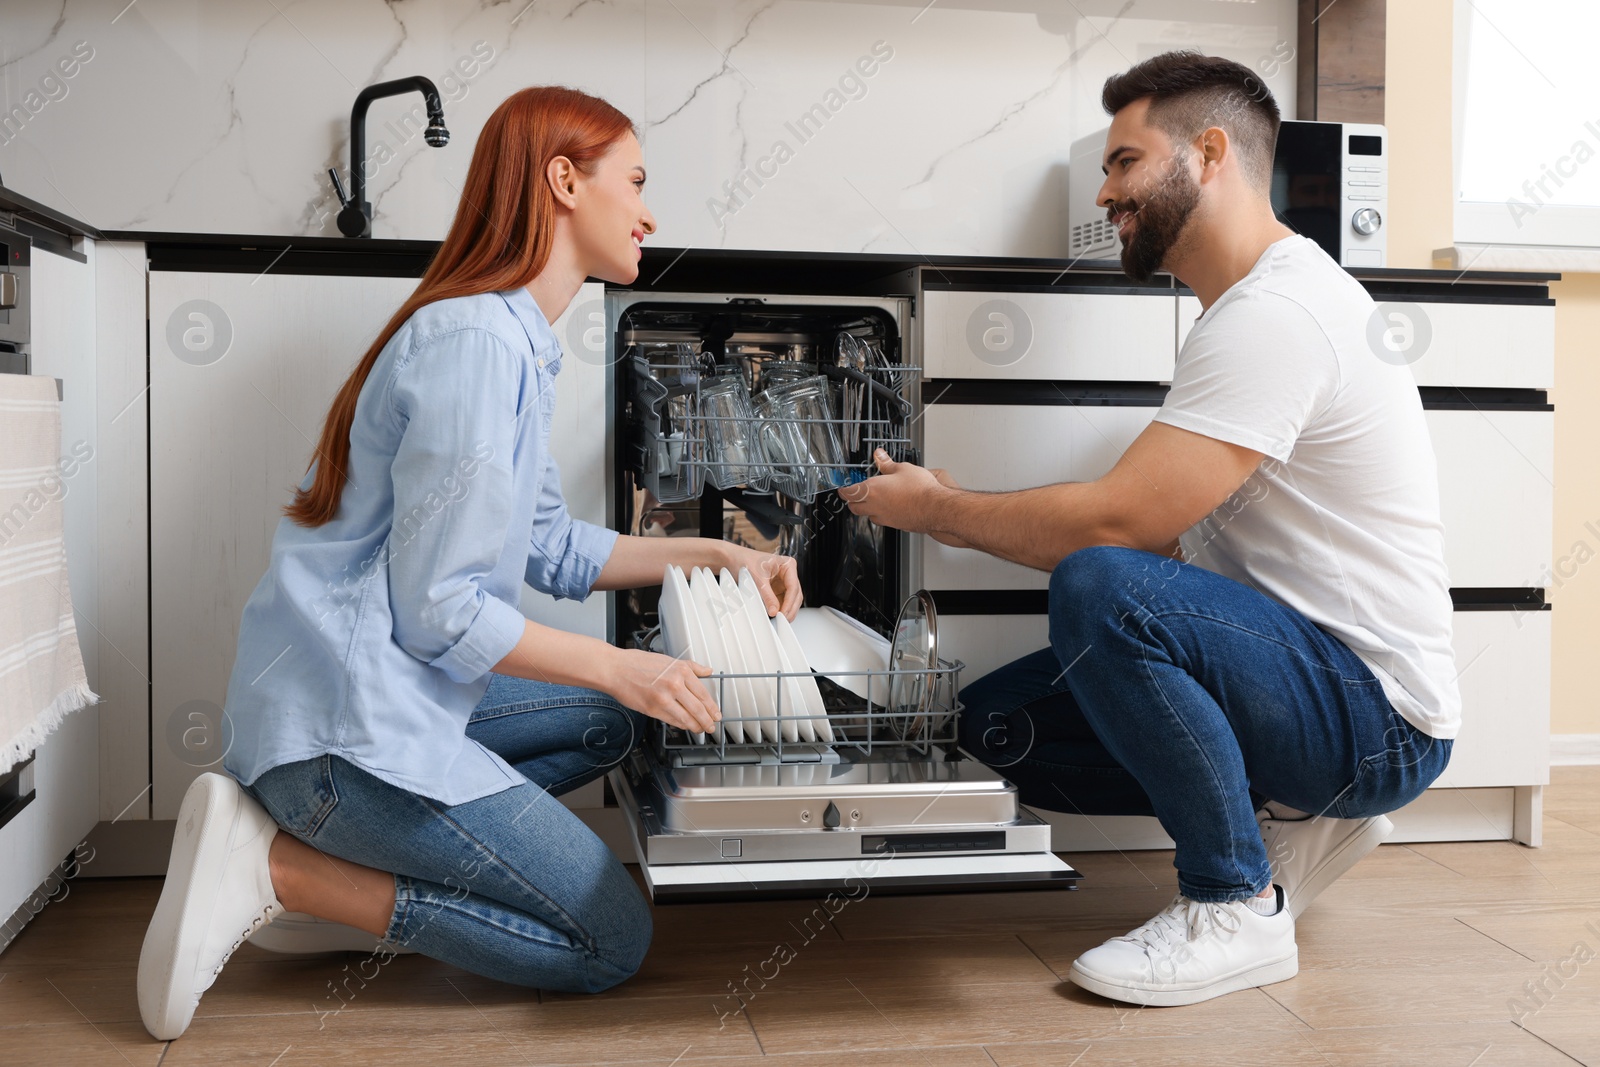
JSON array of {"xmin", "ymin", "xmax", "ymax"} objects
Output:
[{"xmin": 138, "ymin": 86, "xmax": 800, "ymax": 1040}]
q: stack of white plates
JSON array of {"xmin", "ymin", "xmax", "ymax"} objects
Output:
[{"xmin": 659, "ymin": 564, "xmax": 833, "ymax": 745}]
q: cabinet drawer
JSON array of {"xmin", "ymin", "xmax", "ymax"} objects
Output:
[
  {"xmin": 938, "ymin": 614, "xmax": 1051, "ymax": 689},
  {"xmin": 1428, "ymin": 409, "xmax": 1552, "ymax": 587},
  {"xmin": 1179, "ymin": 295, "xmax": 1553, "ymax": 389},
  {"xmin": 937, "ymin": 609, "xmax": 1548, "ymax": 791},
  {"xmin": 923, "ymin": 289, "xmax": 1175, "ymax": 382},
  {"xmin": 1425, "ymin": 608, "xmax": 1549, "ymax": 789},
  {"xmin": 1398, "ymin": 300, "xmax": 1554, "ymax": 390},
  {"xmin": 918, "ymin": 404, "xmax": 1550, "ymax": 592},
  {"xmin": 920, "ymin": 403, "xmax": 1158, "ymax": 591}
]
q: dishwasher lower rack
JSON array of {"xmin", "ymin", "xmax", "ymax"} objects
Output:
[
  {"xmin": 633, "ymin": 623, "xmax": 964, "ymax": 763},
  {"xmin": 613, "ymin": 631, "xmax": 1082, "ymax": 902}
]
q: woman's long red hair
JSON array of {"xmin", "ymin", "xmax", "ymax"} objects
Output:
[{"xmin": 283, "ymin": 86, "xmax": 635, "ymax": 527}]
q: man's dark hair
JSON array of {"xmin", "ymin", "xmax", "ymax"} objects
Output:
[{"xmin": 1101, "ymin": 51, "xmax": 1280, "ymax": 193}]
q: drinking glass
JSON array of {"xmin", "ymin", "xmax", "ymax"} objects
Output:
[
  {"xmin": 756, "ymin": 375, "xmax": 846, "ymax": 502},
  {"xmin": 698, "ymin": 373, "xmax": 767, "ymax": 490}
]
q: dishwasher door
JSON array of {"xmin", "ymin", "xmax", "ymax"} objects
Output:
[{"xmin": 610, "ymin": 757, "xmax": 1081, "ymax": 904}]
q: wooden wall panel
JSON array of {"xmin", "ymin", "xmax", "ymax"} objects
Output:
[{"xmin": 1297, "ymin": 0, "xmax": 1387, "ymax": 123}]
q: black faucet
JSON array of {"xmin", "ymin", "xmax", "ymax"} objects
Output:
[{"xmin": 328, "ymin": 76, "xmax": 450, "ymax": 238}]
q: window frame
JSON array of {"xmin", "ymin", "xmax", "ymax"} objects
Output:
[{"xmin": 1451, "ymin": 0, "xmax": 1600, "ymax": 249}]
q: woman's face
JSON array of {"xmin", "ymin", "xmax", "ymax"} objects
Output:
[{"xmin": 566, "ymin": 131, "xmax": 656, "ymax": 285}]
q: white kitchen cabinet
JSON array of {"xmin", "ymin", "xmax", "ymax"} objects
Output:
[
  {"xmin": 1, "ymin": 240, "xmax": 102, "ymax": 940},
  {"xmin": 939, "ymin": 614, "xmax": 1050, "ymax": 689},
  {"xmin": 921, "ymin": 402, "xmax": 1552, "ymax": 596},
  {"xmin": 1435, "ymin": 609, "xmax": 1551, "ymax": 790},
  {"xmin": 923, "ymin": 288, "xmax": 1177, "ymax": 382},
  {"xmin": 1179, "ymin": 293, "xmax": 1556, "ymax": 391},
  {"xmin": 1401, "ymin": 300, "xmax": 1555, "ymax": 390},
  {"xmin": 939, "ymin": 607, "xmax": 1549, "ymax": 848},
  {"xmin": 94, "ymin": 243, "xmax": 151, "ymax": 823},
  {"xmin": 1427, "ymin": 408, "xmax": 1553, "ymax": 588},
  {"xmin": 921, "ymin": 403, "xmax": 1157, "ymax": 592},
  {"xmin": 921, "ymin": 278, "xmax": 1555, "ymax": 848},
  {"xmin": 146, "ymin": 271, "xmax": 610, "ymax": 820}
]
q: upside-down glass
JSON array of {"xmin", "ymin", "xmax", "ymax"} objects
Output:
[
  {"xmin": 755, "ymin": 360, "xmax": 814, "ymax": 395},
  {"xmin": 698, "ymin": 373, "xmax": 767, "ymax": 490},
  {"xmin": 756, "ymin": 374, "xmax": 846, "ymax": 503}
]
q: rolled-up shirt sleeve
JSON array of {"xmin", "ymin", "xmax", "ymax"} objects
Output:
[
  {"xmin": 386, "ymin": 328, "xmax": 527, "ymax": 683},
  {"xmin": 525, "ymin": 446, "xmax": 620, "ymax": 601}
]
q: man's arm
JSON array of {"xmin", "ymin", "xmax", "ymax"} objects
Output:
[{"xmin": 842, "ymin": 422, "xmax": 1263, "ymax": 572}]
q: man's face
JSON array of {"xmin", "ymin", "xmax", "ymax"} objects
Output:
[{"xmin": 1096, "ymin": 99, "xmax": 1202, "ymax": 283}]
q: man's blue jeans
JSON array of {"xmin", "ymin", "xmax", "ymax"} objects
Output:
[
  {"xmin": 957, "ymin": 546, "xmax": 1452, "ymax": 903},
  {"xmin": 243, "ymin": 676, "xmax": 651, "ymax": 992}
]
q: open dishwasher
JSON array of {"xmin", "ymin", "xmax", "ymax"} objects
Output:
[{"xmin": 606, "ymin": 291, "xmax": 1080, "ymax": 903}]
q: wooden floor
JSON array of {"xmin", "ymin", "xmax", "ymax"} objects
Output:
[{"xmin": 4, "ymin": 768, "xmax": 1598, "ymax": 1066}]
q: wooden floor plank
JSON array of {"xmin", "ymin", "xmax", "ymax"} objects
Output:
[{"xmin": 4, "ymin": 767, "xmax": 1598, "ymax": 1063}]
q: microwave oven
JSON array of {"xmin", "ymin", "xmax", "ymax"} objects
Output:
[
  {"xmin": 1066, "ymin": 119, "xmax": 1389, "ymax": 269},
  {"xmin": 1271, "ymin": 119, "xmax": 1387, "ymax": 268}
]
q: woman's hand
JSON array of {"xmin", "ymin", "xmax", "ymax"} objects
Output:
[
  {"xmin": 720, "ymin": 546, "xmax": 803, "ymax": 620},
  {"xmin": 602, "ymin": 648, "xmax": 721, "ymax": 735}
]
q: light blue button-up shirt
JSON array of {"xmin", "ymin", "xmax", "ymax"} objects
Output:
[{"xmin": 222, "ymin": 286, "xmax": 619, "ymax": 805}]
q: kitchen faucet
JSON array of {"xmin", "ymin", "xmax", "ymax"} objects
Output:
[{"xmin": 328, "ymin": 76, "xmax": 450, "ymax": 238}]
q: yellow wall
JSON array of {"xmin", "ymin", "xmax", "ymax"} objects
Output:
[{"xmin": 1387, "ymin": 0, "xmax": 1600, "ymax": 736}]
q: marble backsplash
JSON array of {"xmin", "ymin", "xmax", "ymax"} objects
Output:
[{"xmin": 0, "ymin": 0, "xmax": 1295, "ymax": 258}]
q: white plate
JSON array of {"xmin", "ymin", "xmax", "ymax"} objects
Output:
[
  {"xmin": 736, "ymin": 569, "xmax": 798, "ymax": 743},
  {"xmin": 689, "ymin": 567, "xmax": 741, "ymax": 744},
  {"xmin": 659, "ymin": 565, "xmax": 712, "ymax": 744},
  {"xmin": 697, "ymin": 566, "xmax": 758, "ymax": 742},
  {"xmin": 716, "ymin": 568, "xmax": 770, "ymax": 743},
  {"xmin": 788, "ymin": 606, "xmax": 891, "ymax": 705},
  {"xmin": 770, "ymin": 610, "xmax": 833, "ymax": 743}
]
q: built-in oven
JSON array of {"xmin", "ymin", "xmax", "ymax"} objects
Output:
[
  {"xmin": 0, "ymin": 219, "xmax": 31, "ymax": 374},
  {"xmin": 604, "ymin": 290, "xmax": 1080, "ymax": 902}
]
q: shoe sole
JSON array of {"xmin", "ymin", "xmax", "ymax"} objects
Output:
[
  {"xmin": 137, "ymin": 774, "xmax": 252, "ymax": 1040},
  {"xmin": 1068, "ymin": 950, "xmax": 1299, "ymax": 1007},
  {"xmin": 1285, "ymin": 814, "xmax": 1393, "ymax": 920},
  {"xmin": 250, "ymin": 914, "xmax": 415, "ymax": 955}
]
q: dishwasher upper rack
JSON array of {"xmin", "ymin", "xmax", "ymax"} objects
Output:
[
  {"xmin": 624, "ymin": 345, "xmax": 920, "ymax": 505},
  {"xmin": 631, "ymin": 625, "xmax": 963, "ymax": 762}
]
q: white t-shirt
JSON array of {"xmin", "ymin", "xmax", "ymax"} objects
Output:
[{"xmin": 1156, "ymin": 234, "xmax": 1461, "ymax": 739}]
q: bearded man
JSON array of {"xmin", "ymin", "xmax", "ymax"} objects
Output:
[{"xmin": 842, "ymin": 51, "xmax": 1458, "ymax": 1006}]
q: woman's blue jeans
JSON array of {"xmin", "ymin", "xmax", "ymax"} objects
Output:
[
  {"xmin": 957, "ymin": 546, "xmax": 1452, "ymax": 904},
  {"xmin": 242, "ymin": 676, "xmax": 651, "ymax": 993}
]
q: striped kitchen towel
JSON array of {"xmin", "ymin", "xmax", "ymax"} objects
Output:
[{"xmin": 1, "ymin": 374, "xmax": 97, "ymax": 776}]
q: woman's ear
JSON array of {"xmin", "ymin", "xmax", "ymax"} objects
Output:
[{"xmin": 546, "ymin": 155, "xmax": 579, "ymax": 210}]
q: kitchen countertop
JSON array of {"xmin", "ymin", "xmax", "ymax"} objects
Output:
[
  {"xmin": 0, "ymin": 184, "xmax": 101, "ymax": 262},
  {"xmin": 0, "ymin": 177, "xmax": 1563, "ymax": 295},
  {"xmin": 94, "ymin": 229, "xmax": 1560, "ymax": 302}
]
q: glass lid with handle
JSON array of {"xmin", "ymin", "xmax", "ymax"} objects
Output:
[{"xmin": 886, "ymin": 590, "xmax": 938, "ymax": 741}]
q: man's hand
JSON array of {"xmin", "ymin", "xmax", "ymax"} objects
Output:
[
  {"xmin": 840, "ymin": 449, "xmax": 950, "ymax": 533},
  {"xmin": 924, "ymin": 468, "xmax": 975, "ymax": 549}
]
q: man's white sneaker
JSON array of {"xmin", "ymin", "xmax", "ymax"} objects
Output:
[
  {"xmin": 1068, "ymin": 889, "xmax": 1298, "ymax": 1007},
  {"xmin": 137, "ymin": 773, "xmax": 284, "ymax": 1040},
  {"xmin": 1258, "ymin": 807, "xmax": 1393, "ymax": 919},
  {"xmin": 249, "ymin": 912, "xmax": 415, "ymax": 955}
]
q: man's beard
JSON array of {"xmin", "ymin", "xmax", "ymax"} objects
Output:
[{"xmin": 1113, "ymin": 162, "xmax": 1201, "ymax": 283}]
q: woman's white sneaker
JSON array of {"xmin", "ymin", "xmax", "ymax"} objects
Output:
[
  {"xmin": 1068, "ymin": 889, "xmax": 1298, "ymax": 1007},
  {"xmin": 137, "ymin": 772, "xmax": 284, "ymax": 1040}
]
